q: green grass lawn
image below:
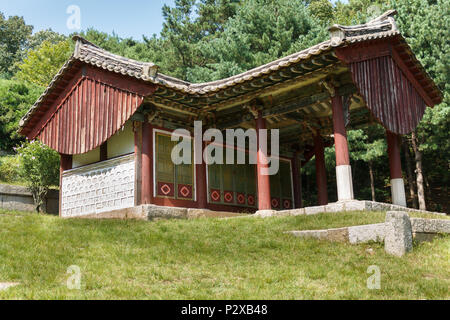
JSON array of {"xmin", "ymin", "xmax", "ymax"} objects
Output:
[{"xmin": 0, "ymin": 209, "xmax": 448, "ymax": 300}]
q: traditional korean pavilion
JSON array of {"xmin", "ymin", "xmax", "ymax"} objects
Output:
[{"xmin": 19, "ymin": 11, "xmax": 442, "ymax": 217}]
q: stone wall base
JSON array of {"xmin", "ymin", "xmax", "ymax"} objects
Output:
[
  {"xmin": 263, "ymin": 200, "xmax": 447, "ymax": 218},
  {"xmin": 65, "ymin": 205, "xmax": 243, "ymax": 220},
  {"xmin": 0, "ymin": 184, "xmax": 59, "ymax": 214},
  {"xmin": 62, "ymin": 199, "xmax": 447, "ymax": 221}
]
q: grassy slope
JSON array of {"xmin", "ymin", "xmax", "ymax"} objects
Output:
[{"xmin": 0, "ymin": 209, "xmax": 448, "ymax": 300}]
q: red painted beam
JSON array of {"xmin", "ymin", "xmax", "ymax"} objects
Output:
[
  {"xmin": 196, "ymin": 140, "xmax": 208, "ymax": 208},
  {"xmin": 314, "ymin": 133, "xmax": 328, "ymax": 206},
  {"xmin": 141, "ymin": 121, "xmax": 153, "ymax": 205},
  {"xmin": 256, "ymin": 112, "xmax": 272, "ymax": 211},
  {"xmin": 331, "ymin": 95, "xmax": 350, "ymax": 166},
  {"xmin": 291, "ymin": 151, "xmax": 303, "ymax": 208},
  {"xmin": 386, "ymin": 130, "xmax": 402, "ymax": 179},
  {"xmin": 59, "ymin": 154, "xmax": 72, "ymax": 217}
]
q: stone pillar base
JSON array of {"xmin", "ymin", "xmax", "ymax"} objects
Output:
[
  {"xmin": 336, "ymin": 165, "xmax": 354, "ymax": 201},
  {"xmin": 390, "ymin": 178, "xmax": 407, "ymax": 207}
]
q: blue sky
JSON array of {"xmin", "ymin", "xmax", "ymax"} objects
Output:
[
  {"xmin": 1, "ymin": 1, "xmax": 347, "ymax": 40},
  {"xmin": 0, "ymin": 0, "xmax": 175, "ymax": 40}
]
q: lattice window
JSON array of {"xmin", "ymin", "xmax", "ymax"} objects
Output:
[
  {"xmin": 155, "ymin": 132, "xmax": 194, "ymax": 200},
  {"xmin": 270, "ymin": 159, "xmax": 293, "ymax": 210},
  {"xmin": 207, "ymin": 150, "xmax": 257, "ymax": 207}
]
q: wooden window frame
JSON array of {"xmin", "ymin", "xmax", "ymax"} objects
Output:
[
  {"xmin": 153, "ymin": 128, "xmax": 196, "ymax": 201},
  {"xmin": 206, "ymin": 143, "xmax": 257, "ymax": 207}
]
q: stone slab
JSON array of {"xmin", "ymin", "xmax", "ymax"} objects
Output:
[
  {"xmin": 143, "ymin": 205, "xmax": 188, "ymax": 220},
  {"xmin": 73, "ymin": 205, "xmax": 148, "ymax": 220},
  {"xmin": 288, "ymin": 208, "xmax": 305, "ymax": 216},
  {"xmin": 384, "ymin": 211, "xmax": 413, "ymax": 257},
  {"xmin": 288, "ymin": 229, "xmax": 330, "ymax": 240},
  {"xmin": 288, "ymin": 227, "xmax": 349, "ymax": 242},
  {"xmin": 304, "ymin": 205, "xmax": 327, "ymax": 215},
  {"xmin": 324, "ymin": 202, "xmax": 345, "ymax": 213},
  {"xmin": 413, "ymin": 233, "xmax": 440, "ymax": 243},
  {"xmin": 348, "ymin": 223, "xmax": 386, "ymax": 244},
  {"xmin": 255, "ymin": 210, "xmax": 279, "ymax": 218},
  {"xmin": 288, "ymin": 211, "xmax": 448, "ymax": 256},
  {"xmin": 271, "ymin": 200, "xmax": 447, "ymax": 218},
  {"xmin": 186, "ymin": 209, "xmax": 242, "ymax": 219},
  {"xmin": 66, "ymin": 205, "xmax": 245, "ymax": 221},
  {"xmin": 0, "ymin": 282, "xmax": 19, "ymax": 291},
  {"xmin": 410, "ymin": 218, "xmax": 450, "ymax": 233}
]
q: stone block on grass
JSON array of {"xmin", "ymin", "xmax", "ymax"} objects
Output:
[
  {"xmin": 304, "ymin": 206, "xmax": 326, "ymax": 215},
  {"xmin": 384, "ymin": 211, "xmax": 413, "ymax": 257}
]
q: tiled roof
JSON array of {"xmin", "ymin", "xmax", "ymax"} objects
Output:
[
  {"xmin": 73, "ymin": 10, "xmax": 400, "ymax": 95},
  {"xmin": 19, "ymin": 10, "xmax": 436, "ymax": 130}
]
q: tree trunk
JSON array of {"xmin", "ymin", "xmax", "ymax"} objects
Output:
[
  {"xmin": 423, "ymin": 172, "xmax": 433, "ymax": 204},
  {"xmin": 402, "ymin": 138, "xmax": 418, "ymax": 208},
  {"xmin": 368, "ymin": 160, "xmax": 376, "ymax": 201},
  {"xmin": 411, "ymin": 131, "xmax": 426, "ymax": 211}
]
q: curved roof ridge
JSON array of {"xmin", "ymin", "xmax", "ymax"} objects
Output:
[
  {"xmin": 21, "ymin": 10, "xmax": 441, "ymax": 133},
  {"xmin": 74, "ymin": 34, "xmax": 333, "ymax": 92},
  {"xmin": 187, "ymin": 40, "xmax": 333, "ymax": 90}
]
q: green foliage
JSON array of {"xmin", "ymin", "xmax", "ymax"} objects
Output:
[
  {"xmin": 0, "ymin": 79, "xmax": 41, "ymax": 150},
  {"xmin": 391, "ymin": 0, "xmax": 450, "ymax": 187},
  {"xmin": 332, "ymin": 0, "xmax": 390, "ymax": 25},
  {"xmin": 185, "ymin": 0, "xmax": 327, "ymax": 82},
  {"xmin": 15, "ymin": 40, "xmax": 72, "ymax": 88},
  {"xmin": 308, "ymin": 0, "xmax": 334, "ymax": 25},
  {"xmin": 28, "ymin": 29, "xmax": 67, "ymax": 50},
  {"xmin": 159, "ymin": 0, "xmax": 240, "ymax": 80},
  {"xmin": 73, "ymin": 28, "xmax": 164, "ymax": 70},
  {"xmin": 0, "ymin": 13, "xmax": 33, "ymax": 78},
  {"xmin": 0, "ymin": 155, "xmax": 22, "ymax": 183},
  {"xmin": 16, "ymin": 141, "xmax": 60, "ymax": 213},
  {"xmin": 349, "ymin": 127, "xmax": 386, "ymax": 163}
]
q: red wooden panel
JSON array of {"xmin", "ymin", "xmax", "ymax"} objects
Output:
[
  {"xmin": 282, "ymin": 199, "xmax": 292, "ymax": 210},
  {"xmin": 210, "ymin": 189, "xmax": 221, "ymax": 203},
  {"xmin": 36, "ymin": 74, "xmax": 154, "ymax": 155},
  {"xmin": 177, "ymin": 184, "xmax": 193, "ymax": 199},
  {"xmin": 336, "ymin": 42, "xmax": 430, "ymax": 135},
  {"xmin": 157, "ymin": 182, "xmax": 175, "ymax": 198},
  {"xmin": 27, "ymin": 65, "xmax": 156, "ymax": 155},
  {"xmin": 236, "ymin": 193, "xmax": 246, "ymax": 205},
  {"xmin": 271, "ymin": 198, "xmax": 280, "ymax": 209},
  {"xmin": 247, "ymin": 194, "xmax": 255, "ymax": 207},
  {"xmin": 224, "ymin": 191, "xmax": 234, "ymax": 204},
  {"xmin": 347, "ymin": 55, "xmax": 426, "ymax": 134}
]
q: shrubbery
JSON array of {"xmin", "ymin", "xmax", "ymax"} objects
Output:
[
  {"xmin": 0, "ymin": 155, "xmax": 22, "ymax": 183},
  {"xmin": 16, "ymin": 140, "xmax": 59, "ymax": 212}
]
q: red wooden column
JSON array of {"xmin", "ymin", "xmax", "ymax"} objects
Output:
[
  {"xmin": 386, "ymin": 130, "xmax": 407, "ymax": 207},
  {"xmin": 256, "ymin": 112, "xmax": 272, "ymax": 211},
  {"xmin": 59, "ymin": 154, "xmax": 72, "ymax": 216},
  {"xmin": 314, "ymin": 133, "xmax": 328, "ymax": 205},
  {"xmin": 291, "ymin": 151, "xmax": 303, "ymax": 208},
  {"xmin": 331, "ymin": 94, "xmax": 354, "ymax": 201},
  {"xmin": 141, "ymin": 120, "xmax": 153, "ymax": 205},
  {"xmin": 196, "ymin": 140, "xmax": 208, "ymax": 208},
  {"xmin": 134, "ymin": 122, "xmax": 143, "ymax": 206},
  {"xmin": 100, "ymin": 142, "xmax": 108, "ymax": 161},
  {"xmin": 60, "ymin": 154, "xmax": 73, "ymax": 173}
]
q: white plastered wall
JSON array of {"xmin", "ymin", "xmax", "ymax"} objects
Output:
[
  {"xmin": 71, "ymin": 121, "xmax": 134, "ymax": 168},
  {"xmin": 107, "ymin": 121, "xmax": 135, "ymax": 159},
  {"xmin": 72, "ymin": 147, "xmax": 100, "ymax": 168}
]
